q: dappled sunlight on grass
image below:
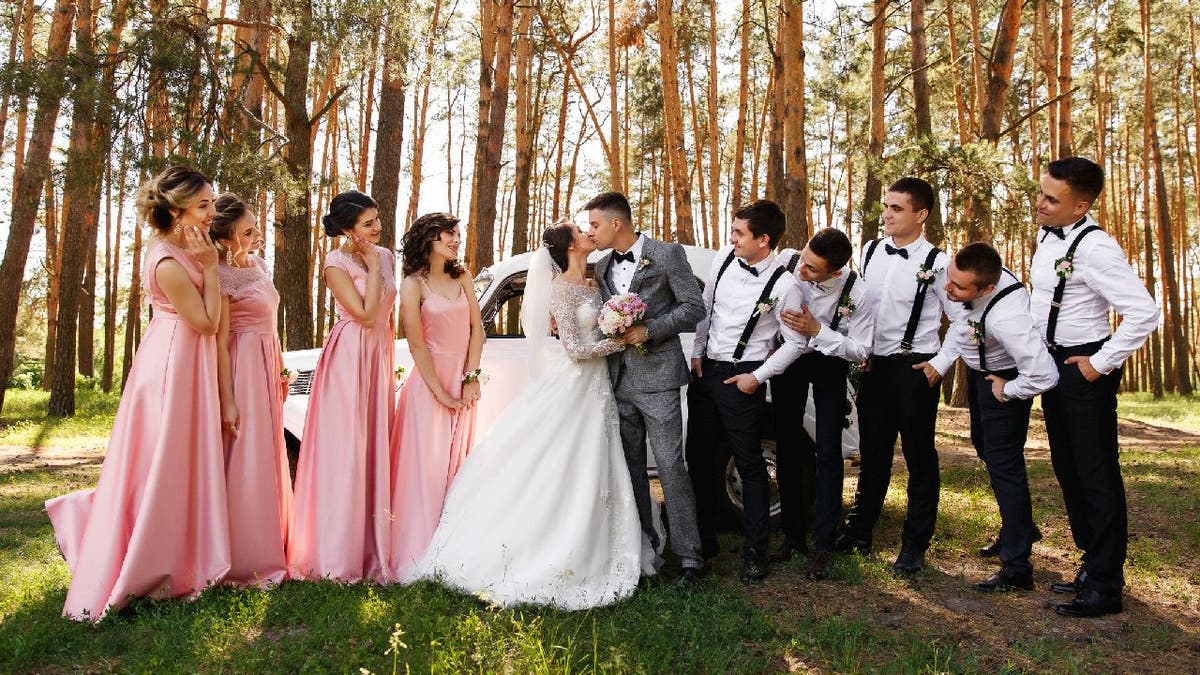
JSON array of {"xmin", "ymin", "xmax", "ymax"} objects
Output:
[
  {"xmin": 1118, "ymin": 392, "xmax": 1200, "ymax": 433},
  {"xmin": 0, "ymin": 388, "xmax": 119, "ymax": 450}
]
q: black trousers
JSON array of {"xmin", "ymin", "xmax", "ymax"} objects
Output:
[
  {"xmin": 842, "ymin": 352, "xmax": 941, "ymax": 551},
  {"xmin": 686, "ymin": 358, "xmax": 770, "ymax": 559},
  {"xmin": 1042, "ymin": 341, "xmax": 1126, "ymax": 595},
  {"xmin": 967, "ymin": 367, "xmax": 1036, "ymax": 575},
  {"xmin": 771, "ymin": 352, "xmax": 849, "ymax": 552}
]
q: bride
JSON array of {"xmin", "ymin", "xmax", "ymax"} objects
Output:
[{"xmin": 399, "ymin": 221, "xmax": 657, "ymax": 609}]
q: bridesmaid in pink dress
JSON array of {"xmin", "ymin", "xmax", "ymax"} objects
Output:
[
  {"xmin": 390, "ymin": 212, "xmax": 485, "ymax": 578},
  {"xmin": 211, "ymin": 193, "xmax": 293, "ymax": 587},
  {"xmin": 288, "ymin": 190, "xmax": 397, "ymax": 583},
  {"xmin": 45, "ymin": 166, "xmax": 231, "ymax": 621}
]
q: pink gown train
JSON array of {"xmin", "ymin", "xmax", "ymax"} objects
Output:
[
  {"xmin": 218, "ymin": 255, "xmax": 293, "ymax": 586},
  {"xmin": 287, "ymin": 247, "xmax": 396, "ymax": 583},
  {"xmin": 45, "ymin": 240, "xmax": 231, "ymax": 621},
  {"xmin": 389, "ymin": 276, "xmax": 477, "ymax": 578}
]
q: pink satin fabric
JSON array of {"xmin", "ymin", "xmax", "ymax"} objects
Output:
[
  {"xmin": 219, "ymin": 255, "xmax": 292, "ymax": 587},
  {"xmin": 388, "ymin": 281, "xmax": 477, "ymax": 578},
  {"xmin": 287, "ymin": 247, "xmax": 396, "ymax": 583},
  {"xmin": 45, "ymin": 240, "xmax": 231, "ymax": 621}
]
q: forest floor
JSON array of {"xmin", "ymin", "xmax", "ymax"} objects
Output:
[{"xmin": 0, "ymin": 388, "xmax": 1197, "ymax": 673}]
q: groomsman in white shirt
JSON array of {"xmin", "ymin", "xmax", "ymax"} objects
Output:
[
  {"xmin": 771, "ymin": 228, "xmax": 875, "ymax": 580},
  {"xmin": 687, "ymin": 199, "xmax": 807, "ymax": 583},
  {"xmin": 836, "ymin": 177, "xmax": 953, "ymax": 577},
  {"xmin": 920, "ymin": 242, "xmax": 1058, "ymax": 592},
  {"xmin": 1031, "ymin": 157, "xmax": 1157, "ymax": 617}
]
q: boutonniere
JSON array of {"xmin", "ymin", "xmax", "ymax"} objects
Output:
[
  {"xmin": 836, "ymin": 296, "xmax": 856, "ymax": 319},
  {"xmin": 1054, "ymin": 254, "xmax": 1075, "ymax": 279},
  {"xmin": 916, "ymin": 264, "xmax": 938, "ymax": 284},
  {"xmin": 756, "ymin": 297, "xmax": 778, "ymax": 315},
  {"xmin": 966, "ymin": 319, "xmax": 985, "ymax": 344},
  {"xmin": 638, "ymin": 256, "xmax": 652, "ymax": 270}
]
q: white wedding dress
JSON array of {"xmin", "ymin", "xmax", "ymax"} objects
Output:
[{"xmin": 400, "ymin": 250, "xmax": 656, "ymax": 609}]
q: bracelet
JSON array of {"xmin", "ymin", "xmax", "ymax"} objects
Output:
[{"xmin": 462, "ymin": 368, "xmax": 488, "ymax": 385}]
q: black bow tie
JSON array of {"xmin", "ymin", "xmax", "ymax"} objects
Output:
[
  {"xmin": 963, "ymin": 300, "xmax": 974, "ymax": 310},
  {"xmin": 613, "ymin": 250, "xmax": 635, "ymax": 264},
  {"xmin": 1040, "ymin": 226, "xmax": 1066, "ymax": 242},
  {"xmin": 738, "ymin": 259, "xmax": 760, "ymax": 277},
  {"xmin": 884, "ymin": 244, "xmax": 909, "ymax": 259}
]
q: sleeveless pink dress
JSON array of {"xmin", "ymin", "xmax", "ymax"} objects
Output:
[
  {"xmin": 218, "ymin": 255, "xmax": 292, "ymax": 586},
  {"xmin": 287, "ymin": 246, "xmax": 397, "ymax": 583},
  {"xmin": 389, "ymin": 275, "xmax": 477, "ymax": 578},
  {"xmin": 45, "ymin": 240, "xmax": 231, "ymax": 621}
]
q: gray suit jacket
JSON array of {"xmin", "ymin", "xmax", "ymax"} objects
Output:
[{"xmin": 596, "ymin": 237, "xmax": 705, "ymax": 392}]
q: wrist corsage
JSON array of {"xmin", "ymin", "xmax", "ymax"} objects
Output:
[{"xmin": 462, "ymin": 368, "xmax": 488, "ymax": 385}]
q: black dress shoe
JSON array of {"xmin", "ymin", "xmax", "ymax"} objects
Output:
[
  {"xmin": 974, "ymin": 568, "xmax": 1034, "ymax": 592},
  {"xmin": 833, "ymin": 533, "xmax": 871, "ymax": 555},
  {"xmin": 805, "ymin": 550, "xmax": 832, "ymax": 580},
  {"xmin": 978, "ymin": 536, "xmax": 1002, "ymax": 558},
  {"xmin": 680, "ymin": 567, "xmax": 704, "ymax": 584},
  {"xmin": 739, "ymin": 556, "xmax": 768, "ymax": 583},
  {"xmin": 1055, "ymin": 589, "xmax": 1122, "ymax": 618},
  {"xmin": 891, "ymin": 548, "xmax": 925, "ymax": 577},
  {"xmin": 769, "ymin": 537, "xmax": 807, "ymax": 562},
  {"xmin": 1050, "ymin": 570, "xmax": 1086, "ymax": 595}
]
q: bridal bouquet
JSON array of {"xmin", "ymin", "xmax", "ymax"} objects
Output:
[{"xmin": 599, "ymin": 292, "xmax": 649, "ymax": 354}]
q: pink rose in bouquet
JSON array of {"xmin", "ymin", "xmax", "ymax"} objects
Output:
[{"xmin": 598, "ymin": 292, "xmax": 649, "ymax": 354}]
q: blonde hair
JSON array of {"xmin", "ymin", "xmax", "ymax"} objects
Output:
[{"xmin": 135, "ymin": 165, "xmax": 211, "ymax": 233}]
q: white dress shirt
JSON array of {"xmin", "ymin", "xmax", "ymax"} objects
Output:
[
  {"xmin": 777, "ymin": 249, "xmax": 875, "ymax": 363},
  {"xmin": 859, "ymin": 235, "xmax": 954, "ymax": 355},
  {"xmin": 607, "ymin": 233, "xmax": 647, "ymax": 295},
  {"xmin": 1030, "ymin": 215, "xmax": 1159, "ymax": 374},
  {"xmin": 692, "ymin": 246, "xmax": 808, "ymax": 382},
  {"xmin": 930, "ymin": 272, "xmax": 1059, "ymax": 400}
]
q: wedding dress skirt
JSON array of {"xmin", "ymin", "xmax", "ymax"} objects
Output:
[{"xmin": 401, "ymin": 280, "xmax": 656, "ymax": 609}]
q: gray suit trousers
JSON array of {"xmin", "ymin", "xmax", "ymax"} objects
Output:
[{"xmin": 614, "ymin": 373, "xmax": 703, "ymax": 569}]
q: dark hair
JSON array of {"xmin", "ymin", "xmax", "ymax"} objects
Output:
[
  {"xmin": 806, "ymin": 228, "xmax": 853, "ymax": 271},
  {"xmin": 135, "ymin": 165, "xmax": 211, "ymax": 233},
  {"xmin": 541, "ymin": 222, "xmax": 575, "ymax": 271},
  {"xmin": 209, "ymin": 192, "xmax": 250, "ymax": 244},
  {"xmin": 583, "ymin": 191, "xmax": 633, "ymax": 224},
  {"xmin": 888, "ymin": 176, "xmax": 936, "ymax": 216},
  {"xmin": 1047, "ymin": 156, "xmax": 1104, "ymax": 202},
  {"xmin": 322, "ymin": 190, "xmax": 377, "ymax": 237},
  {"xmin": 954, "ymin": 242, "xmax": 1003, "ymax": 288},
  {"xmin": 732, "ymin": 199, "xmax": 786, "ymax": 249},
  {"xmin": 401, "ymin": 212, "xmax": 466, "ymax": 278}
]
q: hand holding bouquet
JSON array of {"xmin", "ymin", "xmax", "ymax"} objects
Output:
[{"xmin": 598, "ymin": 292, "xmax": 650, "ymax": 355}]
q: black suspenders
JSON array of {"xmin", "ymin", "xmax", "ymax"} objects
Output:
[
  {"xmin": 976, "ymin": 273, "xmax": 1022, "ymax": 372},
  {"xmin": 1045, "ymin": 225, "xmax": 1101, "ymax": 347},
  {"xmin": 828, "ymin": 271, "xmax": 858, "ymax": 332},
  {"xmin": 708, "ymin": 250, "xmax": 787, "ymax": 363},
  {"xmin": 900, "ymin": 247, "xmax": 943, "ymax": 353}
]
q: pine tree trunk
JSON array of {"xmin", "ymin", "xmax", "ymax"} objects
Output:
[
  {"xmin": 370, "ymin": 6, "xmax": 409, "ymax": 253},
  {"xmin": 910, "ymin": 0, "xmax": 943, "ymax": 247},
  {"xmin": 0, "ymin": 0, "xmax": 75, "ymax": 413},
  {"xmin": 779, "ymin": 0, "xmax": 809, "ymax": 249},
  {"xmin": 510, "ymin": 0, "xmax": 534, "ymax": 255},
  {"xmin": 731, "ymin": 0, "xmax": 751, "ymax": 208},
  {"xmin": 49, "ymin": 0, "xmax": 100, "ymax": 416},
  {"xmin": 1057, "ymin": 0, "xmax": 1074, "ymax": 157},
  {"xmin": 657, "ymin": 0, "xmax": 694, "ymax": 244},
  {"xmin": 223, "ymin": 0, "xmax": 271, "ymax": 200},
  {"xmin": 469, "ymin": 0, "xmax": 515, "ymax": 271},
  {"xmin": 862, "ymin": 0, "xmax": 887, "ymax": 245},
  {"xmin": 405, "ymin": 0, "xmax": 445, "ymax": 229},
  {"xmin": 44, "ymin": 180, "xmax": 61, "ymax": 391}
]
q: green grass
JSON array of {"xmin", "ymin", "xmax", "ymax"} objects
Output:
[
  {"xmin": 2, "ymin": 389, "xmax": 1199, "ymax": 672},
  {"xmin": 1117, "ymin": 392, "xmax": 1200, "ymax": 433},
  {"xmin": 0, "ymin": 388, "xmax": 120, "ymax": 449}
]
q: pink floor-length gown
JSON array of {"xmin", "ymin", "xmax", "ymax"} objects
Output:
[
  {"xmin": 287, "ymin": 246, "xmax": 397, "ymax": 583},
  {"xmin": 218, "ymin": 255, "xmax": 293, "ymax": 586},
  {"xmin": 45, "ymin": 240, "xmax": 231, "ymax": 621},
  {"xmin": 389, "ymin": 275, "xmax": 477, "ymax": 578}
]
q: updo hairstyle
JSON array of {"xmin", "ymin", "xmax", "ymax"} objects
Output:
[
  {"xmin": 135, "ymin": 165, "xmax": 212, "ymax": 234},
  {"xmin": 322, "ymin": 190, "xmax": 378, "ymax": 237}
]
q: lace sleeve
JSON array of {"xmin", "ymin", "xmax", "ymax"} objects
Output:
[{"xmin": 552, "ymin": 283, "xmax": 626, "ymax": 361}]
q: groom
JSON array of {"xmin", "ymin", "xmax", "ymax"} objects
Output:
[{"xmin": 587, "ymin": 191, "xmax": 707, "ymax": 582}]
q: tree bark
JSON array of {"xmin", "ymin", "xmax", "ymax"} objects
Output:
[
  {"xmin": 731, "ymin": 0, "xmax": 751, "ymax": 208},
  {"xmin": 910, "ymin": 0, "xmax": 942, "ymax": 247},
  {"xmin": 862, "ymin": 0, "xmax": 887, "ymax": 245},
  {"xmin": 469, "ymin": 0, "xmax": 516, "ymax": 271},
  {"xmin": 223, "ymin": 0, "xmax": 272, "ymax": 200},
  {"xmin": 0, "ymin": 0, "xmax": 75, "ymax": 413},
  {"xmin": 657, "ymin": 0, "xmax": 694, "ymax": 244},
  {"xmin": 405, "ymin": 0, "xmax": 445, "ymax": 229},
  {"xmin": 511, "ymin": 0, "xmax": 534, "ymax": 255},
  {"xmin": 1057, "ymin": 0, "xmax": 1073, "ymax": 158},
  {"xmin": 370, "ymin": 5, "xmax": 410, "ymax": 253},
  {"xmin": 778, "ymin": 0, "xmax": 809, "ymax": 249}
]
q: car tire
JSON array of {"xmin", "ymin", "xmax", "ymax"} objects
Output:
[{"xmin": 713, "ymin": 438, "xmax": 782, "ymax": 531}]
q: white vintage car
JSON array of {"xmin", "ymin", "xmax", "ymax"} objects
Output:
[{"xmin": 281, "ymin": 245, "xmax": 859, "ymax": 525}]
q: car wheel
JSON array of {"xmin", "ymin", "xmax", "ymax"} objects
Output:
[{"xmin": 719, "ymin": 439, "xmax": 782, "ymax": 529}]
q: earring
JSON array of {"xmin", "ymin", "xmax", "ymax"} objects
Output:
[{"xmin": 224, "ymin": 247, "xmax": 232, "ymax": 265}]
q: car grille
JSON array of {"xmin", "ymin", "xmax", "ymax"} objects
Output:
[{"xmin": 290, "ymin": 370, "xmax": 314, "ymax": 396}]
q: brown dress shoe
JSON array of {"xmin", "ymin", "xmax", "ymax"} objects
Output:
[
  {"xmin": 769, "ymin": 538, "xmax": 807, "ymax": 562},
  {"xmin": 805, "ymin": 551, "xmax": 832, "ymax": 580}
]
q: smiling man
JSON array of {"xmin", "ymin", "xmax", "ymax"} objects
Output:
[{"xmin": 1030, "ymin": 157, "xmax": 1158, "ymax": 617}]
